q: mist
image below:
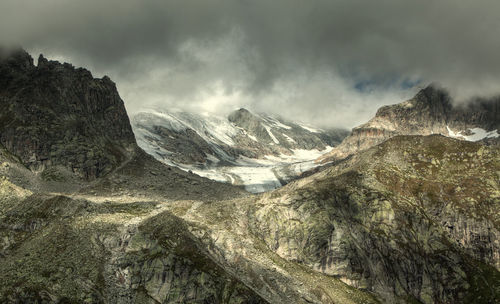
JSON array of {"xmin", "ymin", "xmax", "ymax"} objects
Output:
[{"xmin": 2, "ymin": 0, "xmax": 499, "ymax": 128}]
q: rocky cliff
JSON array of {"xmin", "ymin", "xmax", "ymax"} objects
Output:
[
  {"xmin": 319, "ymin": 85, "xmax": 500, "ymax": 162},
  {"xmin": 252, "ymin": 135, "xmax": 500, "ymax": 303},
  {"xmin": 0, "ymin": 146, "xmax": 374, "ymax": 304},
  {"xmin": 0, "ymin": 48, "xmax": 137, "ymax": 179},
  {"xmin": 0, "ymin": 50, "xmax": 267, "ymax": 303}
]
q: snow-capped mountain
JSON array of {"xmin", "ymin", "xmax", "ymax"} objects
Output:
[{"xmin": 132, "ymin": 108, "xmax": 348, "ymax": 192}]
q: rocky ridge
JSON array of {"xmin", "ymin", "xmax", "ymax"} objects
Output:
[
  {"xmin": 253, "ymin": 135, "xmax": 500, "ymax": 303},
  {"xmin": 0, "ymin": 48, "xmax": 136, "ymax": 179},
  {"xmin": 319, "ymin": 85, "xmax": 500, "ymax": 163}
]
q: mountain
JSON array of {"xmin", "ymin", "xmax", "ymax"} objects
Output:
[
  {"xmin": 1, "ymin": 50, "xmax": 498, "ymax": 304},
  {"xmin": 2, "ymin": 134, "xmax": 498, "ymax": 303},
  {"xmin": 0, "ymin": 49, "xmax": 137, "ymax": 179},
  {"xmin": 319, "ymin": 85, "xmax": 500, "ymax": 163},
  {"xmin": 0, "ymin": 49, "xmax": 373, "ymax": 304},
  {"xmin": 252, "ymin": 135, "xmax": 499, "ymax": 303},
  {"xmin": 132, "ymin": 108, "xmax": 348, "ymax": 192},
  {"xmin": 0, "ymin": 49, "xmax": 246, "ymax": 199}
]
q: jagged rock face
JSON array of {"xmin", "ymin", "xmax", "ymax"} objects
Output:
[
  {"xmin": 0, "ymin": 49, "xmax": 136, "ymax": 179},
  {"xmin": 1, "ymin": 48, "xmax": 498, "ymax": 304},
  {"xmin": 320, "ymin": 85, "xmax": 500, "ymax": 162},
  {"xmin": 149, "ymin": 125, "xmax": 216, "ymax": 164},
  {"xmin": 251, "ymin": 135, "xmax": 500, "ymax": 303}
]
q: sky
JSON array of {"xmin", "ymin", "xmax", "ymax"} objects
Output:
[{"xmin": 1, "ymin": 0, "xmax": 500, "ymax": 128}]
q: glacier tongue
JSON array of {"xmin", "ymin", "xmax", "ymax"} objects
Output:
[{"xmin": 147, "ymin": 148, "xmax": 332, "ymax": 194}]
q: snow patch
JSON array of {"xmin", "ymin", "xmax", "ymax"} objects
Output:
[
  {"xmin": 151, "ymin": 110, "xmax": 237, "ymax": 146},
  {"xmin": 447, "ymin": 126, "xmax": 499, "ymax": 142},
  {"xmin": 299, "ymin": 124, "xmax": 322, "ymax": 133},
  {"xmin": 206, "ymin": 154, "xmax": 220, "ymax": 164},
  {"xmin": 247, "ymin": 134, "xmax": 258, "ymax": 141},
  {"xmin": 283, "ymin": 133, "xmax": 296, "ymax": 143},
  {"xmin": 263, "ymin": 116, "xmax": 292, "ymax": 129},
  {"xmin": 263, "ymin": 147, "xmax": 333, "ymax": 163},
  {"xmin": 227, "ymin": 166, "xmax": 282, "ymax": 193},
  {"xmin": 262, "ymin": 123, "xmax": 280, "ymax": 144},
  {"xmin": 185, "ymin": 147, "xmax": 334, "ymax": 194}
]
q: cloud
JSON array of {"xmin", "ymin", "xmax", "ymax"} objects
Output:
[{"xmin": 1, "ymin": 0, "xmax": 499, "ymax": 127}]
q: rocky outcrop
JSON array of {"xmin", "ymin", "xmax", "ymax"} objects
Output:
[
  {"xmin": 0, "ymin": 193, "xmax": 265, "ymax": 303},
  {"xmin": 0, "ymin": 170, "xmax": 377, "ymax": 304},
  {"xmin": 251, "ymin": 135, "xmax": 500, "ymax": 303},
  {"xmin": 2, "ymin": 122, "xmax": 498, "ymax": 304},
  {"xmin": 228, "ymin": 108, "xmax": 348, "ymax": 151},
  {"xmin": 0, "ymin": 49, "xmax": 137, "ymax": 179},
  {"xmin": 149, "ymin": 125, "xmax": 217, "ymax": 164},
  {"xmin": 2, "ymin": 135, "xmax": 497, "ymax": 303},
  {"xmin": 319, "ymin": 85, "xmax": 500, "ymax": 162}
]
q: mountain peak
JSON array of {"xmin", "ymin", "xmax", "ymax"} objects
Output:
[
  {"xmin": 228, "ymin": 107, "xmax": 258, "ymax": 123},
  {"xmin": 37, "ymin": 53, "xmax": 49, "ymax": 66},
  {"xmin": 320, "ymin": 83, "xmax": 499, "ymax": 163},
  {"xmin": 0, "ymin": 47, "xmax": 34, "ymax": 72},
  {"xmin": 0, "ymin": 50, "xmax": 136, "ymax": 179},
  {"xmin": 413, "ymin": 84, "xmax": 453, "ymax": 110},
  {"xmin": 229, "ymin": 107, "xmax": 253, "ymax": 117}
]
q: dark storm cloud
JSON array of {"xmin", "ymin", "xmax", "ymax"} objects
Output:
[{"xmin": 1, "ymin": 0, "xmax": 500, "ymax": 127}]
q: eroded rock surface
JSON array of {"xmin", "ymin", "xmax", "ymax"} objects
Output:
[
  {"xmin": 0, "ymin": 49, "xmax": 136, "ymax": 179},
  {"xmin": 252, "ymin": 135, "xmax": 500, "ymax": 303}
]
